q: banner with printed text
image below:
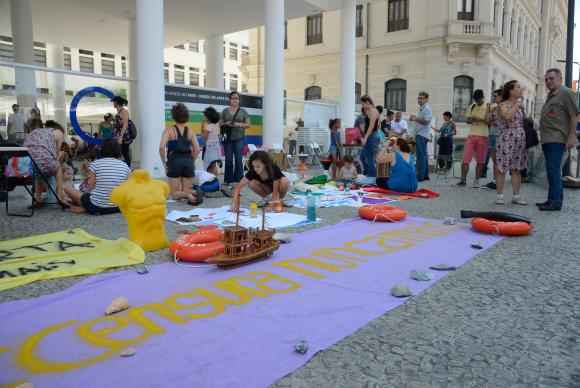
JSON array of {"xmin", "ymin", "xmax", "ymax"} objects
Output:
[
  {"xmin": 0, "ymin": 218, "xmax": 500, "ymax": 388},
  {"xmin": 0, "ymin": 229, "xmax": 145, "ymax": 291}
]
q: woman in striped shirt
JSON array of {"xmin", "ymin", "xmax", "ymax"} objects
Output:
[{"xmin": 63, "ymin": 139, "xmax": 130, "ymax": 214}]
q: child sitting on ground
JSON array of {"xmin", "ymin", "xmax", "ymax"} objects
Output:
[
  {"xmin": 336, "ymin": 155, "xmax": 358, "ymax": 184},
  {"xmin": 231, "ymin": 150, "xmax": 290, "ymax": 212}
]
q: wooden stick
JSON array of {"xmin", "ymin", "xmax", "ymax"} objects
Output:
[{"xmin": 235, "ymin": 192, "xmax": 241, "ymax": 227}]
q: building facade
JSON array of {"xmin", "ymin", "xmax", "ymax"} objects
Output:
[
  {"xmin": 243, "ymin": 0, "xmax": 568, "ymax": 132},
  {"xmin": 0, "ymin": 33, "xmax": 249, "ymax": 127}
]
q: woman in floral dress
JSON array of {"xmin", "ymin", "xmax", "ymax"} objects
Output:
[{"xmin": 495, "ymin": 80, "xmax": 528, "ymax": 206}]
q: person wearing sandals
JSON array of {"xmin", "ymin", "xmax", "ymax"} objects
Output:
[
  {"xmin": 495, "ymin": 81, "xmax": 528, "ymax": 206},
  {"xmin": 159, "ymin": 103, "xmax": 202, "ymax": 205}
]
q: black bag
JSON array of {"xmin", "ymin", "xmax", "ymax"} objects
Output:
[
  {"xmin": 124, "ymin": 120, "xmax": 137, "ymax": 144},
  {"xmin": 220, "ymin": 108, "xmax": 240, "ymax": 142},
  {"xmin": 524, "ymin": 117, "xmax": 539, "ymax": 149}
]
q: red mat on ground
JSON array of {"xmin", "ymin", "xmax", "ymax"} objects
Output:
[{"xmin": 363, "ymin": 187, "xmax": 440, "ymax": 199}]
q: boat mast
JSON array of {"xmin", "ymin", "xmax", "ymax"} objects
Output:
[
  {"xmin": 261, "ymin": 203, "xmax": 266, "ymax": 231},
  {"xmin": 235, "ymin": 192, "xmax": 241, "ymax": 227}
]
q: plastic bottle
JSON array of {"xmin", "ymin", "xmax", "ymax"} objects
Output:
[
  {"xmin": 250, "ymin": 202, "xmax": 258, "ymax": 218},
  {"xmin": 306, "ymin": 190, "xmax": 316, "ymax": 222}
]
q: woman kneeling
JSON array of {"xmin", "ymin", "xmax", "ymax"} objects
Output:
[{"xmin": 231, "ymin": 150, "xmax": 290, "ymax": 211}]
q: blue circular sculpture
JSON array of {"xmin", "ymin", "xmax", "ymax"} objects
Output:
[{"xmin": 69, "ymin": 86, "xmax": 115, "ymax": 145}]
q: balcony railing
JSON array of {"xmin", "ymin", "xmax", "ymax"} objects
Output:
[{"xmin": 448, "ymin": 21, "xmax": 493, "ymax": 37}]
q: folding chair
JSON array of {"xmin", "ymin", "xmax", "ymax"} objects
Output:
[
  {"xmin": 308, "ymin": 142, "xmax": 323, "ymax": 169},
  {"xmin": 1, "ymin": 145, "xmax": 66, "ymax": 217}
]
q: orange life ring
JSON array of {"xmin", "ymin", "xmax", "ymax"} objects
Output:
[
  {"xmin": 358, "ymin": 205, "xmax": 407, "ymax": 222},
  {"xmin": 183, "ymin": 225, "xmax": 223, "ymax": 244},
  {"xmin": 169, "ymin": 226, "xmax": 225, "ymax": 262},
  {"xmin": 471, "ymin": 217, "xmax": 533, "ymax": 236}
]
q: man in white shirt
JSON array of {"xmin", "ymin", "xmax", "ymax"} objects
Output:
[
  {"xmin": 7, "ymin": 104, "xmax": 25, "ymax": 144},
  {"xmin": 390, "ymin": 111, "xmax": 408, "ymax": 137},
  {"xmin": 409, "ymin": 92, "xmax": 433, "ymax": 182}
]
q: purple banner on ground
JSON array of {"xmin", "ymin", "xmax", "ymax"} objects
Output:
[{"xmin": 0, "ymin": 218, "xmax": 501, "ymax": 388}]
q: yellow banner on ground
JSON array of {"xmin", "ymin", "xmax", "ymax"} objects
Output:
[{"xmin": 0, "ymin": 229, "xmax": 145, "ymax": 291}]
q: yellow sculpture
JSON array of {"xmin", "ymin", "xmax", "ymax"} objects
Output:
[{"xmin": 111, "ymin": 169, "xmax": 170, "ymax": 252}]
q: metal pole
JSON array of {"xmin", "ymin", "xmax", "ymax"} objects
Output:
[{"xmin": 565, "ymin": 0, "xmax": 575, "ymax": 87}]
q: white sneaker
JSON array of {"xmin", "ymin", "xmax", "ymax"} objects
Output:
[
  {"xmin": 495, "ymin": 194, "xmax": 505, "ymax": 205},
  {"xmin": 512, "ymin": 196, "xmax": 528, "ymax": 206},
  {"xmin": 472, "ymin": 179, "xmax": 480, "ymax": 188}
]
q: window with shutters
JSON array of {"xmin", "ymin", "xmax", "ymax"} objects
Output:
[
  {"xmin": 457, "ymin": 0, "xmax": 475, "ymax": 21},
  {"xmin": 78, "ymin": 49, "xmax": 94, "ymax": 73},
  {"xmin": 34, "ymin": 42, "xmax": 47, "ymax": 67},
  {"xmin": 453, "ymin": 75, "xmax": 474, "ymax": 122},
  {"xmin": 121, "ymin": 56, "xmax": 127, "ymax": 78},
  {"xmin": 0, "ymin": 36, "xmax": 13, "ymax": 62},
  {"xmin": 64, "ymin": 47, "xmax": 72, "ymax": 70},
  {"xmin": 229, "ymin": 43, "xmax": 238, "ymax": 61},
  {"xmin": 387, "ymin": 0, "xmax": 409, "ymax": 32},
  {"xmin": 101, "ymin": 53, "xmax": 115, "ymax": 76},
  {"xmin": 384, "ymin": 79, "xmax": 407, "ymax": 112},
  {"xmin": 174, "ymin": 64, "xmax": 185, "ymax": 84},
  {"xmin": 230, "ymin": 74, "xmax": 239, "ymax": 92},
  {"xmin": 356, "ymin": 5, "xmax": 364, "ymax": 37},
  {"xmin": 189, "ymin": 67, "xmax": 200, "ymax": 87},
  {"xmin": 306, "ymin": 14, "xmax": 323, "ymax": 45}
]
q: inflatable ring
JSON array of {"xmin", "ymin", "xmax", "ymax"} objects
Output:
[
  {"xmin": 358, "ymin": 205, "xmax": 407, "ymax": 222},
  {"xmin": 169, "ymin": 226, "xmax": 225, "ymax": 262},
  {"xmin": 471, "ymin": 217, "xmax": 533, "ymax": 237},
  {"xmin": 69, "ymin": 86, "xmax": 116, "ymax": 145},
  {"xmin": 182, "ymin": 225, "xmax": 223, "ymax": 244}
]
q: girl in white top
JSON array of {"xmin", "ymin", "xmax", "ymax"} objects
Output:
[{"xmin": 201, "ymin": 106, "xmax": 222, "ymax": 175}]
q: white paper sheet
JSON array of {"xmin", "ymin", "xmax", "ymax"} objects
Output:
[{"xmin": 166, "ymin": 206, "xmax": 318, "ymax": 229}]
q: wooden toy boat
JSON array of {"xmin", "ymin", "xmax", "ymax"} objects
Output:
[{"xmin": 206, "ymin": 197, "xmax": 280, "ymax": 268}]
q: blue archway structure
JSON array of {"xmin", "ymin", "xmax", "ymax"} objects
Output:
[{"xmin": 69, "ymin": 86, "xmax": 115, "ymax": 145}]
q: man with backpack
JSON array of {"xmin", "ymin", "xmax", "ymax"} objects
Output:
[{"xmin": 457, "ymin": 89, "xmax": 490, "ymax": 188}]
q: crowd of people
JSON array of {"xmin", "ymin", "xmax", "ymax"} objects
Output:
[
  {"xmin": 331, "ymin": 68, "xmax": 578, "ymax": 211},
  {"xmin": 2, "ymin": 67, "xmax": 578, "ymax": 215},
  {"xmin": 3, "ymin": 96, "xmax": 138, "ymax": 215}
]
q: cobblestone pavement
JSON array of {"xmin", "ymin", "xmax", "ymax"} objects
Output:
[{"xmin": 2, "ymin": 174, "xmax": 580, "ymax": 388}]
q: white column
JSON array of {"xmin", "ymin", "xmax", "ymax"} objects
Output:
[
  {"xmin": 340, "ymin": 0, "xmax": 356, "ymax": 129},
  {"xmin": 512, "ymin": 12, "xmax": 518, "ymax": 49},
  {"xmin": 516, "ymin": 16, "xmax": 524, "ymax": 54},
  {"xmin": 496, "ymin": 0, "xmax": 504, "ymax": 36},
  {"xmin": 128, "ymin": 18, "xmax": 141, "ymax": 166},
  {"xmin": 262, "ymin": 0, "xmax": 285, "ymax": 149},
  {"xmin": 503, "ymin": 5, "xmax": 511, "ymax": 45},
  {"xmin": 535, "ymin": 0, "xmax": 553, "ymax": 120},
  {"xmin": 47, "ymin": 44, "xmax": 67, "ymax": 128},
  {"xmin": 205, "ymin": 35, "xmax": 224, "ymax": 90},
  {"xmin": 10, "ymin": 0, "xmax": 37, "ymax": 114},
  {"xmin": 136, "ymin": 0, "xmax": 165, "ymax": 177}
]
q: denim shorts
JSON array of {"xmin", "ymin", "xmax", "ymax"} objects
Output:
[{"xmin": 488, "ymin": 134, "xmax": 497, "ymax": 150}]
